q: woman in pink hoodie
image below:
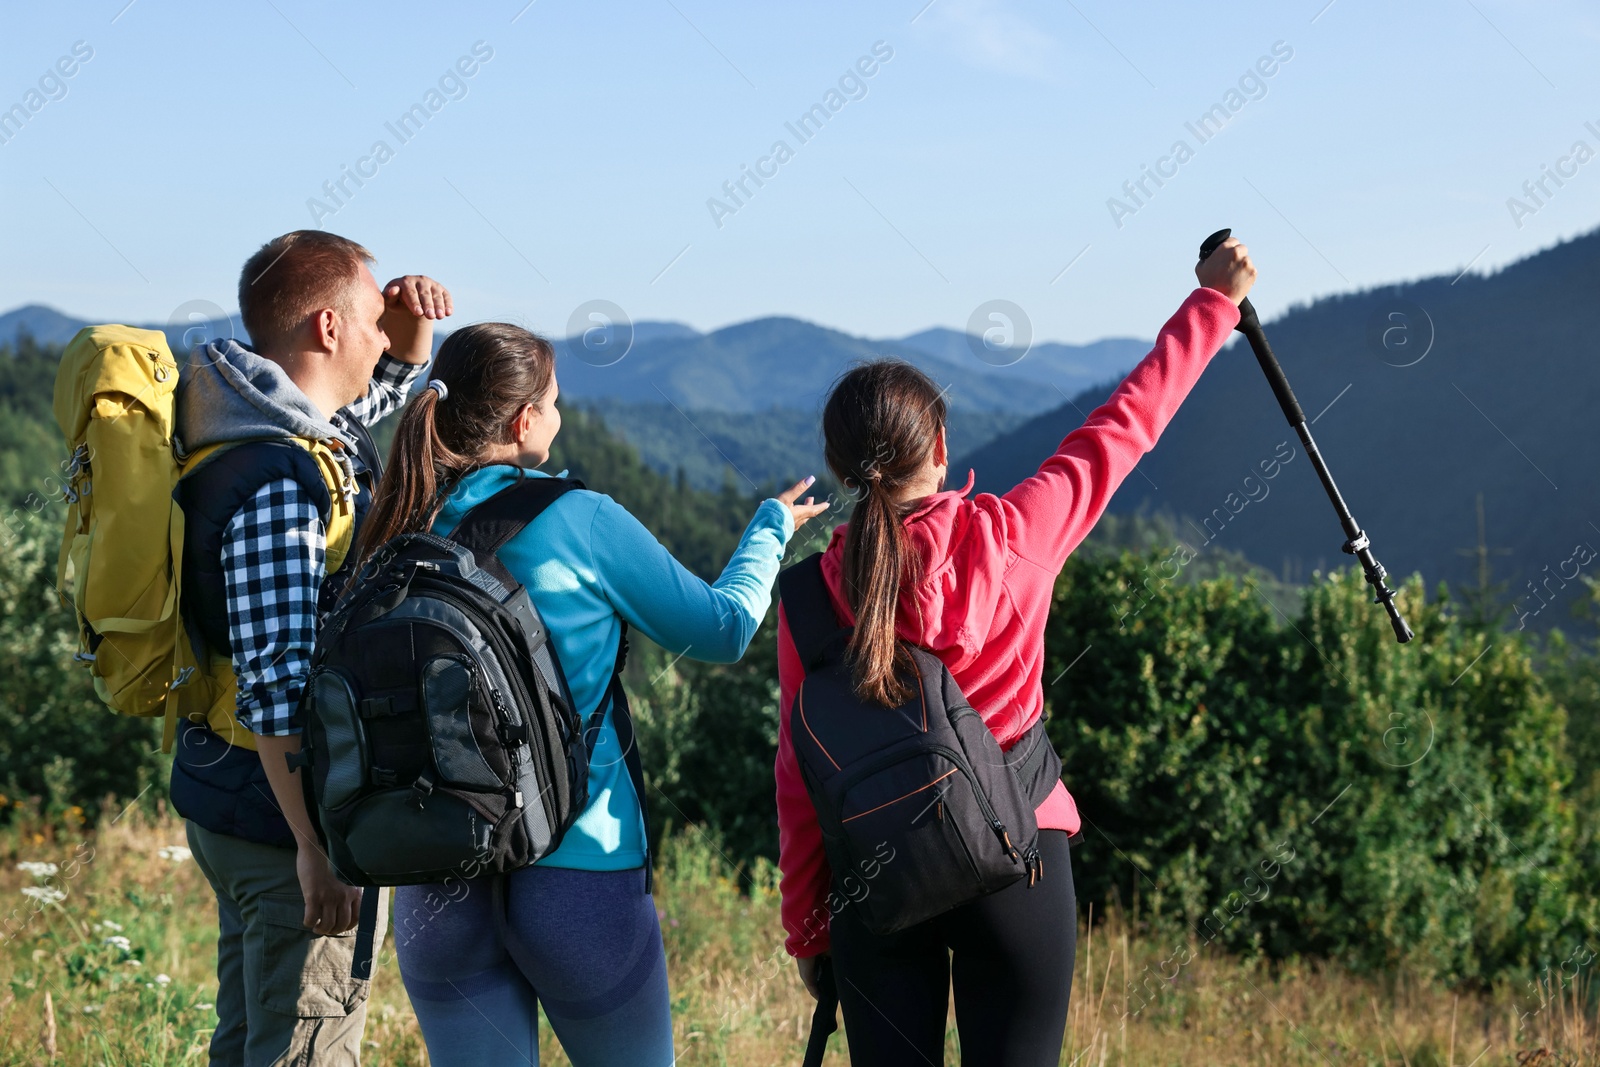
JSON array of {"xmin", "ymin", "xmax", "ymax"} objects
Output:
[{"xmin": 774, "ymin": 239, "xmax": 1258, "ymax": 1065}]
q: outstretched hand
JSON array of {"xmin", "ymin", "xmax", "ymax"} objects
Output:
[
  {"xmin": 777, "ymin": 476, "xmax": 831, "ymax": 532},
  {"xmin": 380, "ymin": 274, "xmax": 454, "ymax": 365}
]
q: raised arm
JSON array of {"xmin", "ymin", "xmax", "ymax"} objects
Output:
[
  {"xmin": 346, "ymin": 275, "xmax": 452, "ymax": 429},
  {"xmin": 995, "ymin": 241, "xmax": 1256, "ymax": 572}
]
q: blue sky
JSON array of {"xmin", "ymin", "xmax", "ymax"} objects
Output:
[{"xmin": 2, "ymin": 0, "xmax": 1598, "ymax": 345}]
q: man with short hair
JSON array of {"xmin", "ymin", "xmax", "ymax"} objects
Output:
[{"xmin": 172, "ymin": 230, "xmax": 451, "ymax": 1065}]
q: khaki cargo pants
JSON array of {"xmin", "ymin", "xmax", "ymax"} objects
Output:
[{"xmin": 187, "ymin": 822, "xmax": 390, "ymax": 1067}]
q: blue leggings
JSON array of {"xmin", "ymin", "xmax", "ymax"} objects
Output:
[{"xmin": 394, "ymin": 864, "xmax": 673, "ymax": 1067}]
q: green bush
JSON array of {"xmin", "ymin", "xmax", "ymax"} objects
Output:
[
  {"xmin": 629, "ymin": 625, "xmax": 782, "ymax": 876},
  {"xmin": 1044, "ymin": 552, "xmax": 1589, "ymax": 982},
  {"xmin": 0, "ymin": 515, "xmax": 165, "ymax": 813}
]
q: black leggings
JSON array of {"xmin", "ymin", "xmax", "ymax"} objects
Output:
[{"xmin": 831, "ymin": 829, "xmax": 1076, "ymax": 1067}]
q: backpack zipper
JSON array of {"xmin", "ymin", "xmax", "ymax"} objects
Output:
[{"xmin": 834, "ymin": 743, "xmax": 1022, "ymax": 867}]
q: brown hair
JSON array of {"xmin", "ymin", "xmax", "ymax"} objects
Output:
[
  {"xmin": 238, "ymin": 230, "xmax": 375, "ymax": 354},
  {"xmin": 357, "ymin": 323, "xmax": 556, "ymax": 562},
  {"xmin": 821, "ymin": 360, "xmax": 947, "ymax": 706}
]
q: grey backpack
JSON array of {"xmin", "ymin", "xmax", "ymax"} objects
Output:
[{"xmin": 294, "ymin": 477, "xmax": 649, "ymax": 975}]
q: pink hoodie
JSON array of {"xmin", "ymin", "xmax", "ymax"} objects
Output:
[{"xmin": 774, "ymin": 287, "xmax": 1242, "ymax": 958}]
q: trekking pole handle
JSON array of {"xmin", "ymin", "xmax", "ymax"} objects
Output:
[{"xmin": 1199, "ymin": 228, "xmax": 1305, "ymax": 426}]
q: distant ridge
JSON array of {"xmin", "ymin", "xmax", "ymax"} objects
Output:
[
  {"xmin": 0, "ymin": 303, "xmax": 248, "ymax": 357},
  {"xmin": 894, "ymin": 329, "xmax": 1149, "ymax": 400},
  {"xmin": 0, "ymin": 305, "xmax": 1142, "ymax": 420}
]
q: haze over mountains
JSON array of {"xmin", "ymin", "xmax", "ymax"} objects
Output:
[
  {"xmin": 961, "ymin": 227, "xmax": 1600, "ymax": 626},
  {"xmin": 0, "ymin": 302, "xmax": 1148, "ymax": 489}
]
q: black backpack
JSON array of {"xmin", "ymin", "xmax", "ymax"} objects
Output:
[
  {"xmin": 779, "ymin": 552, "xmax": 1061, "ymax": 937},
  {"xmin": 293, "ymin": 477, "xmax": 650, "ymax": 973}
]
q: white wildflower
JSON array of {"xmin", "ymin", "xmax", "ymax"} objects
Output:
[
  {"xmin": 104, "ymin": 935, "xmax": 132, "ymax": 952},
  {"xmin": 21, "ymin": 886, "xmax": 65, "ymax": 905},
  {"xmin": 82, "ymin": 1004, "xmax": 101, "ymax": 1014},
  {"xmin": 157, "ymin": 845, "xmax": 192, "ymax": 863},
  {"xmin": 16, "ymin": 861, "xmax": 58, "ymax": 880},
  {"xmin": 194, "ymin": 1002, "xmax": 214, "ymax": 1011},
  {"xmin": 95, "ymin": 920, "xmax": 124, "ymax": 932},
  {"xmin": 124, "ymin": 958, "xmax": 142, "ymax": 967},
  {"xmin": 155, "ymin": 973, "xmax": 171, "ymax": 985}
]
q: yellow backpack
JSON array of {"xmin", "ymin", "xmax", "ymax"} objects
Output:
[{"xmin": 53, "ymin": 326, "xmax": 357, "ymax": 753}]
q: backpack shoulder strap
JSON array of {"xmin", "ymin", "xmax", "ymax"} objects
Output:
[
  {"xmin": 778, "ymin": 553, "xmax": 846, "ymax": 669},
  {"xmin": 599, "ymin": 620, "xmax": 655, "ymax": 894},
  {"xmin": 449, "ymin": 476, "xmax": 584, "ymax": 586}
]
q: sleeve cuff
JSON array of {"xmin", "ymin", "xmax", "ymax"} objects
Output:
[
  {"xmin": 234, "ymin": 713, "xmax": 303, "ymax": 738},
  {"xmin": 1189, "ymin": 285, "xmax": 1244, "ymax": 327},
  {"xmin": 759, "ymin": 496, "xmax": 796, "ymax": 542},
  {"xmin": 375, "ymin": 352, "xmax": 428, "ymax": 390}
]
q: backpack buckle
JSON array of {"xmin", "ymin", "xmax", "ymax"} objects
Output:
[
  {"xmin": 370, "ymin": 767, "xmax": 398, "ymax": 788},
  {"xmin": 408, "ymin": 773, "xmax": 435, "ymax": 810},
  {"xmin": 66, "ymin": 443, "xmax": 90, "ymax": 478},
  {"xmin": 169, "ymin": 666, "xmax": 196, "ymax": 691},
  {"xmin": 358, "ymin": 696, "xmax": 396, "ymax": 720},
  {"xmin": 496, "ymin": 721, "xmax": 528, "ymax": 747}
]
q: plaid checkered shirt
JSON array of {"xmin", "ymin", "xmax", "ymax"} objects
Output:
[{"xmin": 221, "ymin": 355, "xmax": 424, "ymax": 737}]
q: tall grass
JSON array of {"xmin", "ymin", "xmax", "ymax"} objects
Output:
[{"xmin": 0, "ymin": 800, "xmax": 1591, "ymax": 1065}]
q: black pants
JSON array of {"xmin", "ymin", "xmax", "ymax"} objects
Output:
[{"xmin": 831, "ymin": 829, "xmax": 1076, "ymax": 1067}]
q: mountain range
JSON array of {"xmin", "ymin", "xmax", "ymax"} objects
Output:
[{"xmin": 0, "ymin": 303, "xmax": 1148, "ymax": 487}]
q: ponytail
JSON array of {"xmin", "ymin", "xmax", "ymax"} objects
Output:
[
  {"xmin": 841, "ymin": 478, "xmax": 915, "ymax": 706},
  {"xmin": 356, "ymin": 387, "xmax": 471, "ymax": 563},
  {"xmin": 822, "ymin": 360, "xmax": 948, "ymax": 707},
  {"xmin": 357, "ymin": 323, "xmax": 556, "ymax": 565}
]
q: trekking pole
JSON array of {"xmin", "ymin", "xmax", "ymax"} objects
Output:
[
  {"xmin": 1198, "ymin": 228, "xmax": 1413, "ymax": 643},
  {"xmin": 802, "ymin": 956, "xmax": 839, "ymax": 1067}
]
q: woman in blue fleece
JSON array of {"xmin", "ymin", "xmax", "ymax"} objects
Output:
[{"xmin": 357, "ymin": 322, "xmax": 828, "ymax": 1066}]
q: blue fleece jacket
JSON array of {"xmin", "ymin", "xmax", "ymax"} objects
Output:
[{"xmin": 432, "ymin": 465, "xmax": 795, "ymax": 871}]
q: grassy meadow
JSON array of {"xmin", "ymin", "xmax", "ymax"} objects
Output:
[{"xmin": 0, "ymin": 798, "xmax": 1590, "ymax": 1067}]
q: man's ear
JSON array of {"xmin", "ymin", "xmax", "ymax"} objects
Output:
[{"xmin": 312, "ymin": 307, "xmax": 339, "ymax": 354}]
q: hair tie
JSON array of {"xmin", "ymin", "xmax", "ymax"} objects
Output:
[{"xmin": 426, "ymin": 379, "xmax": 449, "ymax": 401}]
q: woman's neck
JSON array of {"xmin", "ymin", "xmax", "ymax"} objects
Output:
[{"xmin": 890, "ymin": 467, "xmax": 948, "ymax": 509}]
